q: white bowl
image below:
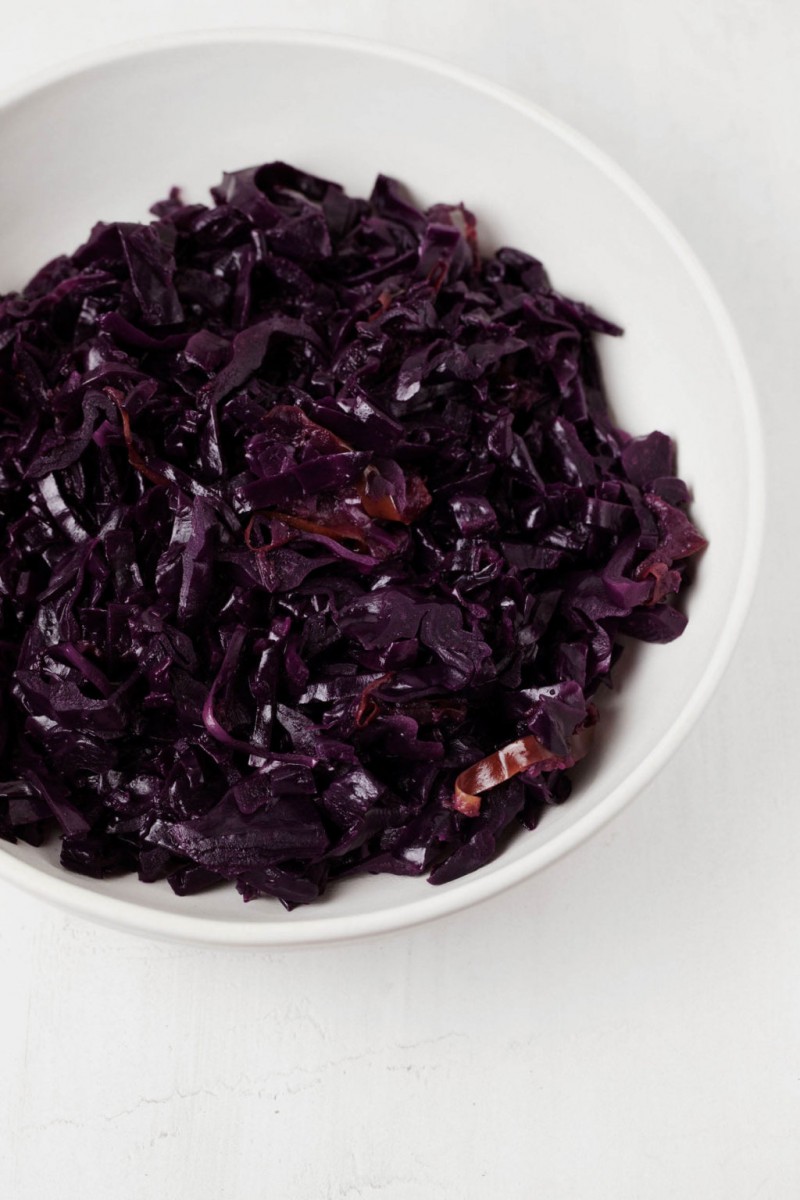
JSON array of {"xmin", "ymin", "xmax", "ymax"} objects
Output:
[{"xmin": 0, "ymin": 31, "xmax": 763, "ymax": 946}]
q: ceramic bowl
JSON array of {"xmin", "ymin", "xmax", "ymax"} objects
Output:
[{"xmin": 0, "ymin": 31, "xmax": 763, "ymax": 944}]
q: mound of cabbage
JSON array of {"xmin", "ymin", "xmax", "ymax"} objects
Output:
[{"xmin": 0, "ymin": 163, "xmax": 705, "ymax": 905}]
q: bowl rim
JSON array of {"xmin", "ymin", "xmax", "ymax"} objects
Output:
[{"xmin": 0, "ymin": 27, "xmax": 766, "ymax": 946}]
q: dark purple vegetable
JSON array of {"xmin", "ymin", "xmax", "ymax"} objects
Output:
[{"xmin": 0, "ymin": 162, "xmax": 706, "ymax": 907}]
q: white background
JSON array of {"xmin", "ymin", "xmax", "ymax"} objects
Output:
[{"xmin": 1, "ymin": 3, "xmax": 798, "ymax": 1197}]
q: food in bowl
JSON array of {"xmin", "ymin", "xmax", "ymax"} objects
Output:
[{"xmin": 0, "ymin": 161, "xmax": 706, "ymax": 907}]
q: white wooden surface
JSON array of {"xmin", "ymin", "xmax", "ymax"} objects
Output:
[{"xmin": 1, "ymin": 3, "xmax": 798, "ymax": 1197}]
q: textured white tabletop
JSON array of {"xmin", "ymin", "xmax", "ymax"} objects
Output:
[{"xmin": 1, "ymin": 3, "xmax": 797, "ymax": 1198}]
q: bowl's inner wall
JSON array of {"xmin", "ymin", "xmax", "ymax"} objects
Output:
[{"xmin": 0, "ymin": 40, "xmax": 749, "ymax": 928}]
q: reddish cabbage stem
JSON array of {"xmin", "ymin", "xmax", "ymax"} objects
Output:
[
  {"xmin": 453, "ymin": 714, "xmax": 597, "ymax": 817},
  {"xmin": 105, "ymin": 387, "xmax": 170, "ymax": 487}
]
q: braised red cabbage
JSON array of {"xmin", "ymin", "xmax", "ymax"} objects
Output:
[{"xmin": 0, "ymin": 162, "xmax": 706, "ymax": 905}]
